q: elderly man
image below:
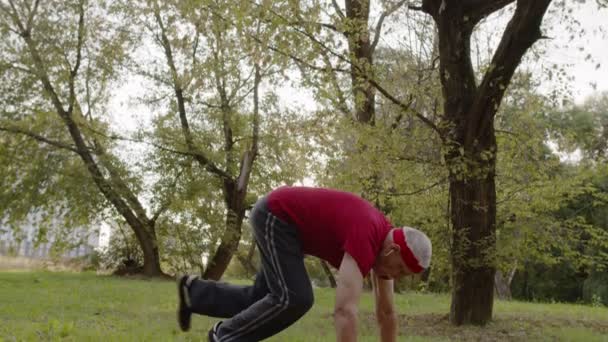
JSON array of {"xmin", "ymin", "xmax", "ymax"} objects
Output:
[{"xmin": 177, "ymin": 186, "xmax": 432, "ymax": 342}]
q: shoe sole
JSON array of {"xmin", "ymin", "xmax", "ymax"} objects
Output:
[{"xmin": 177, "ymin": 275, "xmax": 191, "ymax": 332}]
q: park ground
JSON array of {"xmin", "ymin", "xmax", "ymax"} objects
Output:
[{"xmin": 0, "ymin": 271, "xmax": 607, "ymax": 341}]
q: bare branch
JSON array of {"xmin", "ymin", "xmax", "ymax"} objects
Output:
[
  {"xmin": 228, "ymin": 67, "xmax": 255, "ymax": 103},
  {"xmin": 320, "ymin": 48, "xmax": 350, "ymax": 116},
  {"xmin": 367, "ymin": 78, "xmax": 440, "ymax": 134},
  {"xmin": 3, "ymin": 0, "xmax": 27, "ymax": 35},
  {"xmin": 332, "ymin": 0, "xmax": 345, "ymax": 18},
  {"xmin": 25, "ymin": 0, "xmax": 40, "ymax": 31},
  {"xmin": 192, "ymin": 29, "xmax": 200, "ymax": 68},
  {"xmin": 382, "ymin": 177, "xmax": 448, "ymax": 197},
  {"xmin": 236, "ymin": 63, "xmax": 261, "ymax": 193},
  {"xmin": 0, "ymin": 61, "xmax": 33, "ymax": 74},
  {"xmin": 84, "ymin": 57, "xmax": 94, "ymax": 120},
  {"xmin": 0, "ymin": 125, "xmax": 80, "ymax": 153},
  {"xmin": 371, "ymin": 0, "xmax": 408, "ymax": 53},
  {"xmin": 251, "ymin": 64, "xmax": 260, "ymax": 155},
  {"xmin": 248, "ymin": 31, "xmax": 347, "ymax": 73},
  {"xmin": 68, "ymin": 0, "xmax": 86, "ymax": 115}
]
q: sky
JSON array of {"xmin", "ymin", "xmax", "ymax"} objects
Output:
[{"xmin": 533, "ymin": 1, "xmax": 608, "ymax": 104}]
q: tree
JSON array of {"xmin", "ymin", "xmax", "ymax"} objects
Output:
[
  {"xmin": 546, "ymin": 92, "xmax": 608, "ymax": 162},
  {"xmin": 414, "ymin": 0, "xmax": 555, "ymax": 325},
  {"xmin": 123, "ymin": 0, "xmax": 312, "ymax": 279},
  {"xmin": 0, "ymin": 0, "xmax": 168, "ymax": 276},
  {"xmin": 282, "ymin": 0, "xmax": 555, "ymax": 325},
  {"xmin": 0, "ymin": 111, "xmax": 105, "ymax": 247}
]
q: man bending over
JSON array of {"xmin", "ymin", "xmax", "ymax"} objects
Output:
[{"xmin": 177, "ymin": 186, "xmax": 432, "ymax": 342}]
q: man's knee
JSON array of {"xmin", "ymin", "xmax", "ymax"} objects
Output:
[{"xmin": 286, "ymin": 290, "xmax": 314, "ymax": 318}]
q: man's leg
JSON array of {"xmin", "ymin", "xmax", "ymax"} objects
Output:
[
  {"xmin": 185, "ymin": 270, "xmax": 269, "ymax": 318},
  {"xmin": 214, "ymin": 198, "xmax": 314, "ymax": 342}
]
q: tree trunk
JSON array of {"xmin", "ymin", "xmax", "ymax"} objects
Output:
[
  {"xmin": 321, "ymin": 260, "xmax": 337, "ymax": 288},
  {"xmin": 421, "ymin": 266, "xmax": 431, "ymax": 282},
  {"xmin": 345, "ymin": 0, "xmax": 376, "ymax": 124},
  {"xmin": 203, "ymin": 208, "xmax": 245, "ymax": 280},
  {"xmin": 445, "ymin": 112, "xmax": 498, "ymax": 325},
  {"xmin": 237, "ymin": 242, "xmax": 258, "ymax": 277},
  {"xmin": 508, "ymin": 265, "xmax": 517, "ymax": 285},
  {"xmin": 448, "ymin": 152, "xmax": 497, "ymax": 325},
  {"xmin": 135, "ymin": 224, "xmax": 163, "ymax": 276},
  {"xmin": 494, "ymin": 270, "xmax": 512, "ymax": 300},
  {"xmin": 203, "ymin": 183, "xmax": 247, "ymax": 280},
  {"xmin": 420, "ymin": 0, "xmax": 553, "ymax": 326}
]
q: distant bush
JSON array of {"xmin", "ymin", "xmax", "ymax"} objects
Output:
[{"xmin": 583, "ymin": 271, "xmax": 608, "ymax": 307}]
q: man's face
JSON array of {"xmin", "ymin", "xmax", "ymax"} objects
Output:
[{"xmin": 373, "ymin": 244, "xmax": 414, "ymax": 280}]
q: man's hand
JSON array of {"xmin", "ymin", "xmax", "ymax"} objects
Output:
[
  {"xmin": 334, "ymin": 253, "xmax": 363, "ymax": 342},
  {"xmin": 372, "ymin": 271, "xmax": 397, "ymax": 342}
]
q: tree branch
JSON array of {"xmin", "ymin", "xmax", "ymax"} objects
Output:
[
  {"xmin": 150, "ymin": 168, "xmax": 185, "ymax": 225},
  {"xmin": 153, "ymin": 5, "xmax": 232, "ymax": 182},
  {"xmin": 200, "ymin": 0, "xmax": 439, "ymax": 133},
  {"xmin": 236, "ymin": 63, "xmax": 261, "ymax": 193},
  {"xmin": 470, "ymin": 0, "xmax": 552, "ymax": 143},
  {"xmin": 68, "ymin": 0, "xmax": 85, "ymax": 115},
  {"xmin": 26, "ymin": 0, "xmax": 40, "ymax": 30},
  {"xmin": 371, "ymin": 0, "xmax": 408, "ymax": 53},
  {"xmin": 4, "ymin": 0, "xmax": 26, "ymax": 33},
  {"xmin": 381, "ymin": 177, "xmax": 448, "ymax": 197},
  {"xmin": 285, "ymin": 20, "xmax": 338, "ymax": 32},
  {"xmin": 320, "ymin": 48, "xmax": 350, "ymax": 116},
  {"xmin": 0, "ymin": 125, "xmax": 79, "ymax": 153},
  {"xmin": 82, "ymin": 125, "xmax": 234, "ymax": 180},
  {"xmin": 0, "ymin": 60, "xmax": 33, "ymax": 74},
  {"xmin": 463, "ymin": 0, "xmax": 515, "ymax": 23},
  {"xmin": 332, "ymin": 0, "xmax": 345, "ymax": 18},
  {"xmin": 368, "ymin": 78, "xmax": 440, "ymax": 134}
]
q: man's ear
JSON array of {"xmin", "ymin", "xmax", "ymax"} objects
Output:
[{"xmin": 383, "ymin": 244, "xmax": 399, "ymax": 256}]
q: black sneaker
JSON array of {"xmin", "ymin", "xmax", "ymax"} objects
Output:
[
  {"xmin": 177, "ymin": 275, "xmax": 195, "ymax": 332},
  {"xmin": 208, "ymin": 321, "xmax": 222, "ymax": 342}
]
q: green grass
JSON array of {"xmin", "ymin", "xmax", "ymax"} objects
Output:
[{"xmin": 0, "ymin": 271, "xmax": 607, "ymax": 341}]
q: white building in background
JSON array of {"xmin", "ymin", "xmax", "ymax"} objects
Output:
[{"xmin": 0, "ymin": 214, "xmax": 100, "ymax": 259}]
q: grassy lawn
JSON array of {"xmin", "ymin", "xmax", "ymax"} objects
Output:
[{"xmin": 0, "ymin": 271, "xmax": 607, "ymax": 341}]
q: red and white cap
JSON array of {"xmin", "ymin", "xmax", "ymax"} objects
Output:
[{"xmin": 392, "ymin": 227, "xmax": 432, "ymax": 274}]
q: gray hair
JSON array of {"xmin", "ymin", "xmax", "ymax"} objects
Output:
[{"xmin": 402, "ymin": 227, "xmax": 432, "ymax": 269}]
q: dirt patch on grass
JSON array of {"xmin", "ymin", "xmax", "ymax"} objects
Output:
[
  {"xmin": 0, "ymin": 256, "xmax": 47, "ymax": 270},
  {"xmin": 354, "ymin": 312, "xmax": 608, "ymax": 341},
  {"xmin": 0, "ymin": 255, "xmax": 89, "ymax": 272}
]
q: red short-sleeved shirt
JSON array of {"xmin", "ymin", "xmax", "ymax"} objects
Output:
[{"xmin": 267, "ymin": 186, "xmax": 392, "ymax": 277}]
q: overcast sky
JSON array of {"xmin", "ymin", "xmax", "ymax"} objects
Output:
[{"xmin": 536, "ymin": 1, "xmax": 608, "ymax": 103}]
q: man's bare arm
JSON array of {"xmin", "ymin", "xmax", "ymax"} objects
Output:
[
  {"xmin": 371, "ymin": 271, "xmax": 397, "ymax": 342},
  {"xmin": 334, "ymin": 253, "xmax": 363, "ymax": 342}
]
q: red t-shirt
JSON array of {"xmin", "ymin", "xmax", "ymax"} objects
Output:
[{"xmin": 267, "ymin": 186, "xmax": 392, "ymax": 277}]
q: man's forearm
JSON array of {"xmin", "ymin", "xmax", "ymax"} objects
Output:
[
  {"xmin": 334, "ymin": 310, "xmax": 358, "ymax": 342},
  {"xmin": 377, "ymin": 312, "xmax": 397, "ymax": 342}
]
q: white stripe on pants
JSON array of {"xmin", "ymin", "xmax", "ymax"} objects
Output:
[{"xmin": 220, "ymin": 214, "xmax": 290, "ymax": 341}]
